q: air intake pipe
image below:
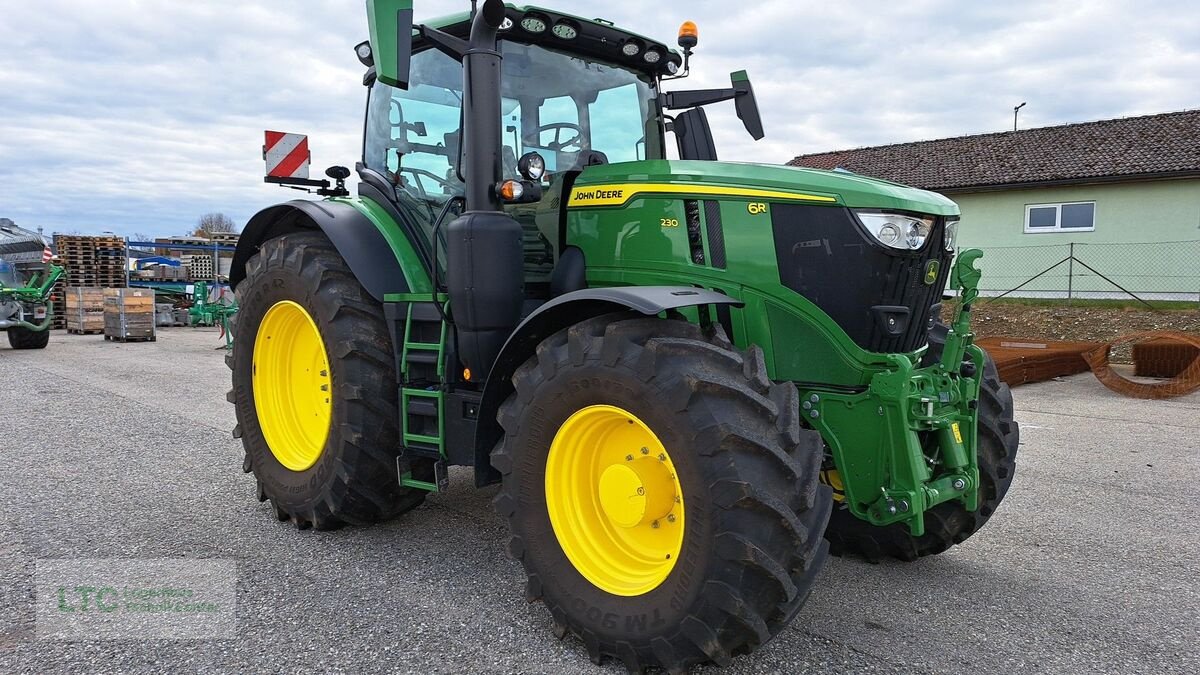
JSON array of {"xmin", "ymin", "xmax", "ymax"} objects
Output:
[{"xmin": 446, "ymin": 0, "xmax": 525, "ymax": 376}]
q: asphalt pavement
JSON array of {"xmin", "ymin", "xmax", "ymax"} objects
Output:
[{"xmin": 2, "ymin": 328, "xmax": 1197, "ymax": 673}]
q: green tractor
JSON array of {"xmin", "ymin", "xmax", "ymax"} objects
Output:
[
  {"xmin": 0, "ymin": 222, "xmax": 62, "ymax": 350},
  {"xmin": 229, "ymin": 1, "xmax": 1018, "ymax": 670}
]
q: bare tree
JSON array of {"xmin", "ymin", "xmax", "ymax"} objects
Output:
[
  {"xmin": 126, "ymin": 231, "xmax": 167, "ymax": 252},
  {"xmin": 194, "ymin": 213, "xmax": 238, "ymax": 237}
]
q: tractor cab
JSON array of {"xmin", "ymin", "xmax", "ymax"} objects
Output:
[
  {"xmin": 361, "ymin": 25, "xmax": 664, "ymax": 283},
  {"xmin": 356, "ymin": 6, "xmax": 758, "ymax": 290}
]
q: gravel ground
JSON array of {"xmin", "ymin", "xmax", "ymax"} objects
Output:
[{"xmin": 2, "ymin": 328, "xmax": 1198, "ymax": 673}]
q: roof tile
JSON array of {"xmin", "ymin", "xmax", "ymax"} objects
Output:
[{"xmin": 788, "ymin": 110, "xmax": 1200, "ymax": 190}]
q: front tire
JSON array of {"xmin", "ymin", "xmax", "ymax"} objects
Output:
[
  {"xmin": 7, "ymin": 327, "xmax": 50, "ymax": 349},
  {"xmin": 492, "ymin": 314, "xmax": 831, "ymax": 672},
  {"xmin": 229, "ymin": 231, "xmax": 424, "ymax": 529}
]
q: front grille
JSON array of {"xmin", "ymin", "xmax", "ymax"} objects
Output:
[{"xmin": 771, "ymin": 203, "xmax": 952, "ymax": 354}]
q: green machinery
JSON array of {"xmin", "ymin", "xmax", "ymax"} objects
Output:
[
  {"xmin": 227, "ymin": 2, "xmax": 1019, "ymax": 671},
  {"xmin": 187, "ymin": 281, "xmax": 238, "ymax": 348},
  {"xmin": 0, "ymin": 223, "xmax": 62, "ymax": 350}
]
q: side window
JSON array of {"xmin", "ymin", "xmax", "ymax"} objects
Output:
[
  {"xmin": 1024, "ymin": 202, "xmax": 1096, "ymax": 233},
  {"xmin": 590, "ymin": 83, "xmax": 647, "ymax": 163},
  {"xmin": 1026, "ymin": 205, "xmax": 1057, "ymax": 230},
  {"xmin": 363, "ymin": 48, "xmax": 464, "ymax": 204},
  {"xmin": 389, "ymin": 95, "xmax": 461, "ymax": 200}
]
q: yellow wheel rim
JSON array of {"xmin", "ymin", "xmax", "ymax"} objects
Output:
[
  {"xmin": 252, "ymin": 300, "xmax": 332, "ymax": 472},
  {"xmin": 545, "ymin": 405, "xmax": 685, "ymax": 596},
  {"xmin": 820, "ymin": 468, "xmax": 846, "ymax": 503}
]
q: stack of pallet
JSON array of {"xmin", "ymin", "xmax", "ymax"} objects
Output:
[
  {"xmin": 48, "ymin": 282, "xmax": 66, "ymax": 329},
  {"xmin": 50, "ymin": 235, "xmax": 127, "ymax": 329},
  {"xmin": 63, "ymin": 287, "xmax": 105, "ymax": 334},
  {"xmin": 103, "ymin": 288, "xmax": 156, "ymax": 342}
]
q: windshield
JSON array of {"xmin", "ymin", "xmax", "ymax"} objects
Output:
[
  {"xmin": 496, "ymin": 41, "xmax": 661, "ymax": 173},
  {"xmin": 363, "ymin": 40, "xmax": 662, "ymax": 241}
]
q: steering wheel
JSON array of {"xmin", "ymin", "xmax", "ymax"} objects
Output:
[{"xmin": 538, "ymin": 122, "xmax": 586, "ymax": 152}]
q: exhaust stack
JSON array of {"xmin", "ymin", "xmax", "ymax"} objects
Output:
[{"xmin": 445, "ymin": 0, "xmax": 525, "ymax": 377}]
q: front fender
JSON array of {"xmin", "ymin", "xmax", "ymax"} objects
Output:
[
  {"xmin": 471, "ymin": 286, "xmax": 743, "ymax": 486},
  {"xmin": 230, "ymin": 199, "xmax": 411, "ymax": 301}
]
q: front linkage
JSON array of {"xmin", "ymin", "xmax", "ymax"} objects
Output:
[
  {"xmin": 803, "ymin": 250, "xmax": 986, "ymax": 536},
  {"xmin": 0, "ymin": 264, "xmax": 63, "ymax": 332}
]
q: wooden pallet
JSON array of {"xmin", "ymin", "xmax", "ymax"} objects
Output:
[
  {"xmin": 103, "ymin": 287, "xmax": 156, "ymax": 342},
  {"xmin": 67, "ymin": 328, "xmax": 104, "ymax": 335},
  {"xmin": 104, "ymin": 334, "xmax": 157, "ymax": 343}
]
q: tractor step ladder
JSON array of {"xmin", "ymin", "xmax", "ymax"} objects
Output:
[{"xmin": 398, "ymin": 301, "xmax": 449, "ymax": 492}]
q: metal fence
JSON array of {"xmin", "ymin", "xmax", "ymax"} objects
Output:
[{"xmin": 964, "ymin": 240, "xmax": 1200, "ymax": 305}]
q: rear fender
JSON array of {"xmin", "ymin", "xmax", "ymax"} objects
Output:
[{"xmin": 230, "ymin": 200, "xmax": 413, "ymax": 301}]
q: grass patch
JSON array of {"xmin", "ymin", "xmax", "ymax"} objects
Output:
[{"xmin": 968, "ymin": 297, "xmax": 1199, "ymax": 311}]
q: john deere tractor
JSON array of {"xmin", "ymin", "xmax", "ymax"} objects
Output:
[
  {"xmin": 229, "ymin": 2, "xmax": 1018, "ymax": 670},
  {"xmin": 0, "ymin": 222, "xmax": 61, "ymax": 350}
]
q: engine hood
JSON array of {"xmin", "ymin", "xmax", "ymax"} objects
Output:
[{"xmin": 569, "ymin": 160, "xmax": 959, "ymax": 217}]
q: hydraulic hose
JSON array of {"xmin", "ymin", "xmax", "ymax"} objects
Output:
[{"xmin": 0, "ymin": 316, "xmax": 52, "ymax": 332}]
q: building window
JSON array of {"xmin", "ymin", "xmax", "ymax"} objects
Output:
[{"xmin": 1024, "ymin": 202, "xmax": 1095, "ymax": 233}]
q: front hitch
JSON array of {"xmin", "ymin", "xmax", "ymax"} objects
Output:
[
  {"xmin": 939, "ymin": 249, "xmax": 983, "ymax": 373},
  {"xmin": 801, "ymin": 249, "xmax": 989, "ymax": 536}
]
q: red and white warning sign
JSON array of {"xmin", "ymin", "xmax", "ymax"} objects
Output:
[{"xmin": 263, "ymin": 131, "xmax": 310, "ymax": 179}]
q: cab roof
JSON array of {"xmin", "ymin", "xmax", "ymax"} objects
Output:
[{"xmin": 417, "ymin": 4, "xmax": 681, "ymax": 78}]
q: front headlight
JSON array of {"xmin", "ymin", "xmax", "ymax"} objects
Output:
[
  {"xmin": 854, "ymin": 211, "xmax": 935, "ymax": 251},
  {"xmin": 943, "ymin": 218, "xmax": 959, "ymax": 251}
]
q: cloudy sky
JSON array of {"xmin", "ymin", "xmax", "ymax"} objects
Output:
[{"xmin": 2, "ymin": 1, "xmax": 1197, "ymax": 237}]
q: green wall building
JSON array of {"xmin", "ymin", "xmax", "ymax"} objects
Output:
[{"xmin": 790, "ymin": 110, "xmax": 1200, "ymax": 301}]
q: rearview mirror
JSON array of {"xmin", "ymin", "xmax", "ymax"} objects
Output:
[
  {"xmin": 731, "ymin": 71, "xmax": 764, "ymax": 140},
  {"xmin": 366, "ymin": 0, "xmax": 413, "ymax": 89},
  {"xmin": 674, "ymin": 108, "xmax": 718, "ymax": 161}
]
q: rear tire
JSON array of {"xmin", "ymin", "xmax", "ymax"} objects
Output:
[
  {"xmin": 229, "ymin": 230, "xmax": 424, "ymax": 529},
  {"xmin": 7, "ymin": 327, "xmax": 50, "ymax": 349},
  {"xmin": 492, "ymin": 314, "xmax": 831, "ymax": 672},
  {"xmin": 825, "ymin": 336, "xmax": 1019, "ymax": 561}
]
